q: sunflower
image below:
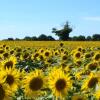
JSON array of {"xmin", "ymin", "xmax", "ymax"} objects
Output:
[
  {"xmin": 59, "ymin": 42, "xmax": 64, "ymax": 47},
  {"xmin": 84, "ymin": 53, "xmax": 91, "ymax": 59},
  {"xmin": 23, "ymin": 69, "xmax": 46, "ymax": 99},
  {"xmin": 3, "ymin": 52, "xmax": 9, "ymax": 59},
  {"xmin": 0, "ymin": 49, "xmax": 4, "ymax": 54},
  {"xmin": 77, "ymin": 46, "xmax": 83, "ymax": 52},
  {"xmin": 10, "ymin": 50, "xmax": 14, "ymax": 55},
  {"xmin": 60, "ymin": 48, "xmax": 65, "ymax": 53},
  {"xmin": 43, "ymin": 50, "xmax": 52, "ymax": 58},
  {"xmin": 73, "ymin": 51, "xmax": 82, "ymax": 60},
  {"xmin": 1, "ymin": 68, "xmax": 20, "ymax": 92},
  {"xmin": 53, "ymin": 50, "xmax": 60, "ymax": 56},
  {"xmin": 21, "ymin": 52, "xmax": 30, "ymax": 60},
  {"xmin": 86, "ymin": 61, "xmax": 98, "ymax": 71},
  {"xmin": 37, "ymin": 54, "xmax": 44, "ymax": 61},
  {"xmin": 93, "ymin": 52, "xmax": 100, "ymax": 61},
  {"xmin": 74, "ymin": 59, "xmax": 82, "ymax": 66},
  {"xmin": 38, "ymin": 48, "xmax": 44, "ymax": 53},
  {"xmin": 81, "ymin": 72, "xmax": 99, "ymax": 91},
  {"xmin": 48, "ymin": 68, "xmax": 72, "ymax": 99},
  {"xmin": 61, "ymin": 54, "xmax": 68, "ymax": 62},
  {"xmin": 1, "ymin": 56, "xmax": 17, "ymax": 69},
  {"xmin": 32, "ymin": 52, "xmax": 40, "ymax": 60},
  {"xmin": 0, "ymin": 71, "xmax": 13, "ymax": 100}
]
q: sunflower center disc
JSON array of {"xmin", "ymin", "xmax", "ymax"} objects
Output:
[
  {"xmin": 88, "ymin": 77, "xmax": 98, "ymax": 88},
  {"xmin": 56, "ymin": 79, "xmax": 66, "ymax": 91},
  {"xmin": 6, "ymin": 75, "xmax": 14, "ymax": 85},
  {"xmin": 29, "ymin": 77, "xmax": 43, "ymax": 91},
  {"xmin": 5, "ymin": 61, "xmax": 13, "ymax": 69}
]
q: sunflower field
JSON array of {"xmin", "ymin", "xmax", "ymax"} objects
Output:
[{"xmin": 0, "ymin": 41, "xmax": 100, "ymax": 100}]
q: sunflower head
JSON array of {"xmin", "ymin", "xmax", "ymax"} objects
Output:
[
  {"xmin": 81, "ymin": 73, "xmax": 98, "ymax": 90},
  {"xmin": 84, "ymin": 53, "xmax": 91, "ymax": 59},
  {"xmin": 6, "ymin": 74, "xmax": 14, "ymax": 86},
  {"xmin": 48, "ymin": 68, "xmax": 72, "ymax": 99},
  {"xmin": 73, "ymin": 51, "xmax": 82, "ymax": 60},
  {"xmin": 44, "ymin": 50, "xmax": 52, "ymax": 58},
  {"xmin": 86, "ymin": 62, "xmax": 98, "ymax": 71},
  {"xmin": 3, "ymin": 52, "xmax": 9, "ymax": 59},
  {"xmin": 61, "ymin": 54, "xmax": 68, "ymax": 61},
  {"xmin": 4, "ymin": 61, "xmax": 14, "ymax": 69},
  {"xmin": 0, "ymin": 49, "xmax": 4, "ymax": 54},
  {"xmin": 94, "ymin": 52, "xmax": 100, "ymax": 61},
  {"xmin": 23, "ymin": 69, "xmax": 46, "ymax": 98},
  {"xmin": 59, "ymin": 42, "xmax": 64, "ymax": 47}
]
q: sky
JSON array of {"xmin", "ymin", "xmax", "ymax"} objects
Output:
[{"xmin": 0, "ymin": 0, "xmax": 100, "ymax": 40}]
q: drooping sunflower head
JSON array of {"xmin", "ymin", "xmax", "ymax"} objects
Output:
[
  {"xmin": 32, "ymin": 52, "xmax": 40, "ymax": 60},
  {"xmin": 0, "ymin": 49, "xmax": 4, "ymax": 54},
  {"xmin": 77, "ymin": 46, "xmax": 83, "ymax": 52},
  {"xmin": 2, "ymin": 56, "xmax": 17, "ymax": 69},
  {"xmin": 74, "ymin": 59, "xmax": 82, "ymax": 66},
  {"xmin": 10, "ymin": 50, "xmax": 14, "ymax": 55},
  {"xmin": 38, "ymin": 54, "xmax": 44, "ymax": 61},
  {"xmin": 22, "ymin": 52, "xmax": 30, "ymax": 60},
  {"xmin": 16, "ymin": 47, "xmax": 22, "ymax": 53},
  {"xmin": 81, "ymin": 72, "xmax": 98, "ymax": 90},
  {"xmin": 3, "ymin": 52, "xmax": 9, "ymax": 59},
  {"xmin": 84, "ymin": 53, "xmax": 91, "ymax": 59},
  {"xmin": 93, "ymin": 52, "xmax": 100, "ymax": 61},
  {"xmin": 86, "ymin": 61, "xmax": 98, "ymax": 71}
]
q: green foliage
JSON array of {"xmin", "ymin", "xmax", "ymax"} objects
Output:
[{"xmin": 52, "ymin": 22, "xmax": 72, "ymax": 40}]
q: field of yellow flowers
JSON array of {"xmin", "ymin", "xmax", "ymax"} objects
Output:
[{"xmin": 0, "ymin": 41, "xmax": 100, "ymax": 100}]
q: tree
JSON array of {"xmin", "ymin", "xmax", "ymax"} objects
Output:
[
  {"xmin": 92, "ymin": 34, "xmax": 100, "ymax": 41},
  {"xmin": 47, "ymin": 36, "xmax": 55, "ymax": 41},
  {"xmin": 15, "ymin": 38, "xmax": 20, "ymax": 41},
  {"xmin": 52, "ymin": 22, "xmax": 72, "ymax": 40},
  {"xmin": 77, "ymin": 35, "xmax": 86, "ymax": 41},
  {"xmin": 86, "ymin": 36, "xmax": 92, "ymax": 41},
  {"xmin": 31, "ymin": 36, "xmax": 38, "ymax": 41},
  {"xmin": 7, "ymin": 38, "xmax": 14, "ymax": 41},
  {"xmin": 38, "ymin": 34, "xmax": 48, "ymax": 41},
  {"xmin": 71, "ymin": 35, "xmax": 86, "ymax": 41},
  {"xmin": 23, "ymin": 36, "xmax": 32, "ymax": 41}
]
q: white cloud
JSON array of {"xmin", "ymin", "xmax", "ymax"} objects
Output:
[{"xmin": 83, "ymin": 16, "xmax": 100, "ymax": 21}]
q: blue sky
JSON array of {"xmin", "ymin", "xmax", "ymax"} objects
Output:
[{"xmin": 0, "ymin": 0, "xmax": 100, "ymax": 40}]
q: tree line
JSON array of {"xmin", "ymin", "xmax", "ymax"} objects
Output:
[
  {"xmin": 3, "ymin": 22, "xmax": 100, "ymax": 41},
  {"xmin": 4, "ymin": 34, "xmax": 100, "ymax": 41}
]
